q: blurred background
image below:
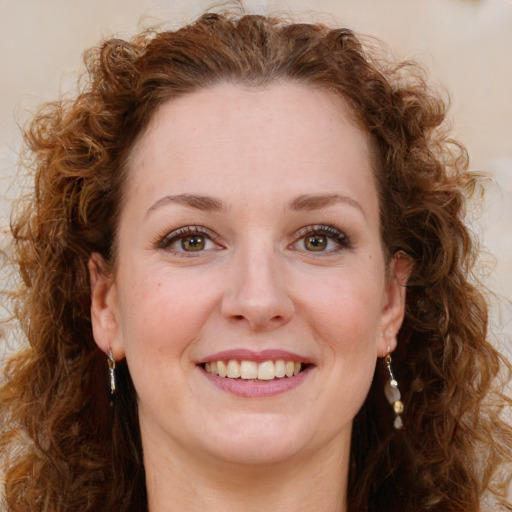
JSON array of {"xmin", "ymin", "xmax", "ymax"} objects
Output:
[{"xmin": 0, "ymin": 0, "xmax": 511, "ymax": 358}]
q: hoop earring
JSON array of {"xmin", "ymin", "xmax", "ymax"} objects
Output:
[
  {"xmin": 384, "ymin": 354, "xmax": 404, "ymax": 429},
  {"xmin": 107, "ymin": 349, "xmax": 116, "ymax": 395}
]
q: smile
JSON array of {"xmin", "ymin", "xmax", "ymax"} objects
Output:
[{"xmin": 204, "ymin": 359, "xmax": 304, "ymax": 381}]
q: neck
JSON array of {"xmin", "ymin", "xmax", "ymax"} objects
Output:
[{"xmin": 143, "ymin": 433, "xmax": 350, "ymax": 512}]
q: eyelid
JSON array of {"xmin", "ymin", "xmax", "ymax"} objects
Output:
[
  {"xmin": 154, "ymin": 225, "xmax": 222, "ymax": 252},
  {"xmin": 291, "ymin": 224, "xmax": 351, "ymax": 252},
  {"xmin": 152, "ymin": 223, "xmax": 350, "ymax": 254}
]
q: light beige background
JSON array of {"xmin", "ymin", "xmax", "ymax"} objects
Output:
[{"xmin": 1, "ymin": 0, "xmax": 511, "ymax": 356}]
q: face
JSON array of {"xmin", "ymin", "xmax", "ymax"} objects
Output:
[{"xmin": 90, "ymin": 82, "xmax": 408, "ymax": 470}]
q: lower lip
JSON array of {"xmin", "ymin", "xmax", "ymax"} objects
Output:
[{"xmin": 201, "ymin": 366, "xmax": 312, "ymax": 398}]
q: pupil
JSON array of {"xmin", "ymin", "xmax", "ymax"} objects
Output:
[
  {"xmin": 182, "ymin": 235, "xmax": 205, "ymax": 251},
  {"xmin": 305, "ymin": 235, "xmax": 327, "ymax": 251}
]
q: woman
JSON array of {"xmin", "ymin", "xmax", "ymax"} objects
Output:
[{"xmin": 1, "ymin": 10, "xmax": 511, "ymax": 512}]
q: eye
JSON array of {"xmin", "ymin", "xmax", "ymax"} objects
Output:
[
  {"xmin": 180, "ymin": 234, "xmax": 206, "ymax": 251},
  {"xmin": 155, "ymin": 226, "xmax": 221, "ymax": 254},
  {"xmin": 304, "ymin": 234, "xmax": 328, "ymax": 251},
  {"xmin": 292, "ymin": 225, "xmax": 351, "ymax": 253}
]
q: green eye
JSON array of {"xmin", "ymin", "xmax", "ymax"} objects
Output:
[
  {"xmin": 181, "ymin": 235, "xmax": 205, "ymax": 251},
  {"xmin": 304, "ymin": 234, "xmax": 328, "ymax": 251}
]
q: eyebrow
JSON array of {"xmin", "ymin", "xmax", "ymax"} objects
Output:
[
  {"xmin": 288, "ymin": 193, "xmax": 366, "ymax": 218},
  {"xmin": 146, "ymin": 194, "xmax": 225, "ymax": 217},
  {"xmin": 145, "ymin": 192, "xmax": 366, "ymax": 219}
]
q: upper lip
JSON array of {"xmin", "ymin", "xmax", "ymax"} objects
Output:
[{"xmin": 199, "ymin": 349, "xmax": 312, "ymax": 364}]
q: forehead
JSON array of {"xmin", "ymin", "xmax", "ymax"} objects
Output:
[
  {"xmin": 128, "ymin": 81, "xmax": 367, "ymax": 161},
  {"xmin": 124, "ymin": 81, "xmax": 377, "ymax": 217}
]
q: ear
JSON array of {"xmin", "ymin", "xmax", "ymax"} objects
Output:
[
  {"xmin": 377, "ymin": 252, "xmax": 413, "ymax": 357},
  {"xmin": 88, "ymin": 253, "xmax": 125, "ymax": 361}
]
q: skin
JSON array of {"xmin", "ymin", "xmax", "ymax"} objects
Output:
[{"xmin": 89, "ymin": 82, "xmax": 410, "ymax": 512}]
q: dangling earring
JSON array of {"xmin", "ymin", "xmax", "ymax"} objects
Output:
[
  {"xmin": 384, "ymin": 352, "xmax": 404, "ymax": 429},
  {"xmin": 107, "ymin": 349, "xmax": 116, "ymax": 395}
]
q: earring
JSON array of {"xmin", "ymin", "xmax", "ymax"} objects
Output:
[
  {"xmin": 384, "ymin": 353, "xmax": 404, "ymax": 429},
  {"xmin": 107, "ymin": 349, "xmax": 116, "ymax": 395}
]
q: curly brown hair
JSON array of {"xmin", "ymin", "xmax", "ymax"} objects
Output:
[{"xmin": 1, "ymin": 10, "xmax": 511, "ymax": 512}]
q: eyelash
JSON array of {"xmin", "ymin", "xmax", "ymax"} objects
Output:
[
  {"xmin": 153, "ymin": 224, "xmax": 351, "ymax": 254},
  {"xmin": 154, "ymin": 225, "xmax": 220, "ymax": 252},
  {"xmin": 291, "ymin": 224, "xmax": 351, "ymax": 253}
]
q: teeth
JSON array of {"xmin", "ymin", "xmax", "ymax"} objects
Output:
[
  {"xmin": 240, "ymin": 360, "xmax": 258, "ymax": 379},
  {"xmin": 217, "ymin": 360, "xmax": 227, "ymax": 378},
  {"xmin": 204, "ymin": 359, "xmax": 305, "ymax": 380},
  {"xmin": 275, "ymin": 359, "xmax": 286, "ymax": 378},
  {"xmin": 227, "ymin": 360, "xmax": 241, "ymax": 378},
  {"xmin": 258, "ymin": 361, "xmax": 275, "ymax": 380}
]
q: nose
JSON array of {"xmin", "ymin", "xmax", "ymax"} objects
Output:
[{"xmin": 220, "ymin": 243, "xmax": 295, "ymax": 331}]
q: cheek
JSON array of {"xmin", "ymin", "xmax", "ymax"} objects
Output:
[
  {"xmin": 298, "ymin": 270, "xmax": 385, "ymax": 348},
  {"xmin": 115, "ymin": 268, "xmax": 218, "ymax": 361},
  {"xmin": 296, "ymin": 278, "xmax": 382, "ymax": 435},
  {"xmin": 115, "ymin": 272, "xmax": 219, "ymax": 412}
]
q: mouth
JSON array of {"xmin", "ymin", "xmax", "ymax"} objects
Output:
[
  {"xmin": 197, "ymin": 349, "xmax": 313, "ymax": 397},
  {"xmin": 201, "ymin": 359, "xmax": 310, "ymax": 381}
]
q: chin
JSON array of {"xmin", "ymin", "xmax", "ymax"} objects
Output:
[{"xmin": 195, "ymin": 414, "xmax": 324, "ymax": 467}]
